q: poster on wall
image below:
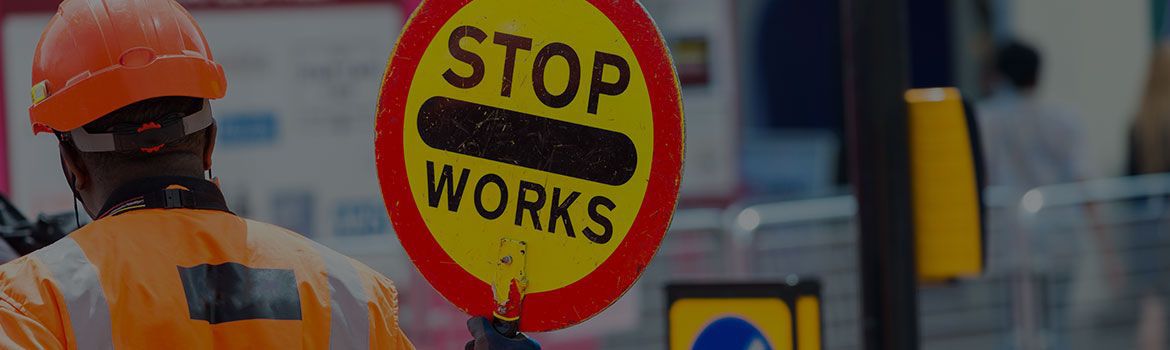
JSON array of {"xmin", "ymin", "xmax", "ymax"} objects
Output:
[
  {"xmin": 0, "ymin": 1, "xmax": 410, "ymax": 282},
  {"xmin": 641, "ymin": 0, "xmax": 740, "ymax": 201}
]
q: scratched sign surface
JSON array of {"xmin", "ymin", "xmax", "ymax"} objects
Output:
[{"xmin": 375, "ymin": 0, "xmax": 683, "ymax": 331}]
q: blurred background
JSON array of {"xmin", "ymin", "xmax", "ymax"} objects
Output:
[{"xmin": 3, "ymin": 0, "xmax": 1170, "ymax": 349}]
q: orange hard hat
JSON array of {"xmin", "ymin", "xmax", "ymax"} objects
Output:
[{"xmin": 29, "ymin": 0, "xmax": 227, "ymax": 134}]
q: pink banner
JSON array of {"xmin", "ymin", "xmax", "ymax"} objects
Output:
[
  {"xmin": 402, "ymin": 0, "xmax": 421, "ymax": 15},
  {"xmin": 3, "ymin": 0, "xmax": 401, "ymax": 14},
  {"xmin": 0, "ymin": 4, "xmax": 11, "ymax": 196}
]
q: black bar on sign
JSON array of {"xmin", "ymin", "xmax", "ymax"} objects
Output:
[
  {"xmin": 178, "ymin": 263, "xmax": 302, "ymax": 324},
  {"xmin": 416, "ymin": 96, "xmax": 638, "ymax": 186}
]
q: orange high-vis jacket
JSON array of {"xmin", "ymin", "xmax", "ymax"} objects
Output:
[{"xmin": 0, "ymin": 178, "xmax": 414, "ymax": 349}]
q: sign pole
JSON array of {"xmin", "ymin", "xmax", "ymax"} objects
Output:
[
  {"xmin": 841, "ymin": 0, "xmax": 920, "ymax": 348},
  {"xmin": 491, "ymin": 238, "xmax": 528, "ymax": 336}
]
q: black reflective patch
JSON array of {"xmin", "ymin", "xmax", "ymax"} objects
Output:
[{"xmin": 178, "ymin": 263, "xmax": 301, "ymax": 324}]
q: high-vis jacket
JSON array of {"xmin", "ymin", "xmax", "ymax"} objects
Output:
[{"xmin": 0, "ymin": 177, "xmax": 414, "ymax": 349}]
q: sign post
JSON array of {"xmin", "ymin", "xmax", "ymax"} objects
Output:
[
  {"xmin": 376, "ymin": 0, "xmax": 683, "ymax": 332},
  {"xmin": 842, "ymin": 0, "xmax": 920, "ymax": 348}
]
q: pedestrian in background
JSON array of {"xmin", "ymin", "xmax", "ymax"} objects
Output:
[{"xmin": 979, "ymin": 40, "xmax": 1125, "ymax": 349}]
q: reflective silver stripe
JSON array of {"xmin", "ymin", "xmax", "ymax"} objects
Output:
[
  {"xmin": 34, "ymin": 237, "xmax": 113, "ymax": 350},
  {"xmin": 313, "ymin": 243, "xmax": 371, "ymax": 350}
]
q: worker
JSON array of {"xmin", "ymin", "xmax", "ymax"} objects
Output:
[
  {"xmin": 0, "ymin": 0, "xmax": 539, "ymax": 347},
  {"xmin": 0, "ymin": 0, "xmax": 537, "ymax": 348},
  {"xmin": 0, "ymin": 0, "xmax": 415, "ymax": 347}
]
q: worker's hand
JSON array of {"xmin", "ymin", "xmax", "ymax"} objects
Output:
[{"xmin": 464, "ymin": 317, "xmax": 541, "ymax": 350}]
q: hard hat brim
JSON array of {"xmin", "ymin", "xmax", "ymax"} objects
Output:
[{"xmin": 29, "ymin": 56, "xmax": 227, "ymax": 134}]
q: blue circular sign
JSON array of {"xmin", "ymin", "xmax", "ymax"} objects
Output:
[{"xmin": 692, "ymin": 316, "xmax": 773, "ymax": 350}]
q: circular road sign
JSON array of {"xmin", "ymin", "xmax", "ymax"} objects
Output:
[{"xmin": 376, "ymin": 0, "xmax": 683, "ymax": 331}]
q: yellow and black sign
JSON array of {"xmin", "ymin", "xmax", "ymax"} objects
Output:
[
  {"xmin": 667, "ymin": 282, "xmax": 823, "ymax": 350},
  {"xmin": 376, "ymin": 0, "xmax": 684, "ymax": 331},
  {"xmin": 401, "ymin": 8, "xmax": 658, "ymax": 289},
  {"xmin": 905, "ymin": 87, "xmax": 986, "ymax": 282}
]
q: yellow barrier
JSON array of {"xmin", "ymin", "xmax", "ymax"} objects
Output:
[{"xmin": 905, "ymin": 87, "xmax": 985, "ymax": 282}]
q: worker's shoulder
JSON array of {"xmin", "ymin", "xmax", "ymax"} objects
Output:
[
  {"xmin": 350, "ymin": 255, "xmax": 400, "ymax": 296},
  {"xmin": 239, "ymin": 217, "xmax": 315, "ymax": 243},
  {"xmin": 240, "ymin": 219, "xmax": 400, "ymax": 294},
  {"xmin": 0, "ymin": 253, "xmax": 48, "ymax": 288},
  {"xmin": 0, "ymin": 240, "xmax": 73, "ymax": 315},
  {"xmin": 239, "ymin": 218, "xmax": 340, "ymax": 256}
]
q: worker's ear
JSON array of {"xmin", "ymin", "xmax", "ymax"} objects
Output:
[
  {"xmin": 58, "ymin": 142, "xmax": 90, "ymax": 191},
  {"xmin": 203, "ymin": 123, "xmax": 217, "ymax": 171}
]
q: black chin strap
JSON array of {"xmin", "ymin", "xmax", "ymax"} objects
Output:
[
  {"xmin": 61, "ymin": 158, "xmax": 85, "ymax": 225},
  {"xmin": 73, "ymin": 198, "xmax": 81, "ymax": 228}
]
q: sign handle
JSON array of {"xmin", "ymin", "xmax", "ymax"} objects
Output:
[{"xmin": 492, "ymin": 238, "xmax": 529, "ymax": 336}]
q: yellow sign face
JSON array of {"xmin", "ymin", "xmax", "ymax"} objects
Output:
[{"xmin": 401, "ymin": 0, "xmax": 654, "ymax": 293}]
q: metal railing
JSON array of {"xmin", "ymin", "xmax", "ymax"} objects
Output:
[
  {"xmin": 597, "ymin": 174, "xmax": 1170, "ymax": 350},
  {"xmin": 393, "ymin": 174, "xmax": 1170, "ymax": 349}
]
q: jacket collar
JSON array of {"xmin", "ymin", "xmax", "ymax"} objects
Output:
[{"xmin": 97, "ymin": 176, "xmax": 232, "ymax": 219}]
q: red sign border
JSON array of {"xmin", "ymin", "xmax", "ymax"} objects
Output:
[{"xmin": 375, "ymin": 0, "xmax": 683, "ymax": 332}]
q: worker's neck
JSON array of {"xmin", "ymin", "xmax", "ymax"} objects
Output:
[{"xmin": 85, "ymin": 171, "xmax": 206, "ymax": 218}]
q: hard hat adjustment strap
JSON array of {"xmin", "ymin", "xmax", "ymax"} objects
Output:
[{"xmin": 66, "ymin": 100, "xmax": 214, "ymax": 153}]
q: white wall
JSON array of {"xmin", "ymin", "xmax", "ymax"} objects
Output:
[
  {"xmin": 641, "ymin": 0, "xmax": 741, "ymax": 200},
  {"xmin": 3, "ymin": 4, "xmax": 414, "ymax": 286},
  {"xmin": 1010, "ymin": 0, "xmax": 1151, "ymax": 178}
]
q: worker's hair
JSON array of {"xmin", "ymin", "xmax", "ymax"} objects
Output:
[
  {"xmin": 995, "ymin": 40, "xmax": 1041, "ymax": 90},
  {"xmin": 70, "ymin": 96, "xmax": 210, "ymax": 184}
]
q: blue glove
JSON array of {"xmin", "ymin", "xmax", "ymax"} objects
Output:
[{"xmin": 465, "ymin": 317, "xmax": 541, "ymax": 350}]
